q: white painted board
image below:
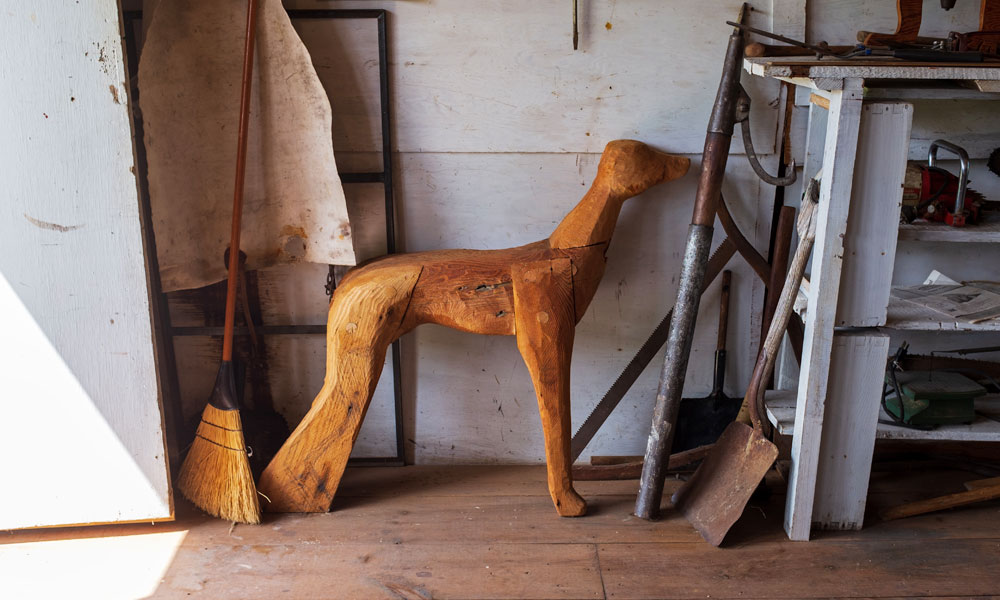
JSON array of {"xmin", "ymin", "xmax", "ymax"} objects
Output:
[
  {"xmin": 0, "ymin": 1, "xmax": 171, "ymax": 528},
  {"xmin": 767, "ymin": 392, "xmax": 1000, "ymax": 442},
  {"xmin": 786, "ymin": 80, "xmax": 864, "ymax": 542},
  {"xmin": 285, "ymin": 0, "xmax": 782, "ymax": 155},
  {"xmin": 835, "ymin": 102, "xmax": 913, "ymax": 327},
  {"xmin": 812, "ymin": 331, "xmax": 889, "ymax": 531}
]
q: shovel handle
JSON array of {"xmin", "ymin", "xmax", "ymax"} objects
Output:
[
  {"xmin": 738, "ymin": 182, "xmax": 820, "ymax": 429},
  {"xmin": 717, "ymin": 270, "xmax": 731, "ymax": 352}
]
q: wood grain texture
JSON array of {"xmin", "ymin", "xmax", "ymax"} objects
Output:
[
  {"xmin": 165, "ymin": 152, "xmax": 775, "ymax": 467},
  {"xmin": 808, "ymin": 0, "xmax": 984, "ymax": 45},
  {"xmin": 512, "ymin": 258, "xmax": 584, "ymax": 516},
  {"xmin": 881, "ymin": 484, "xmax": 1000, "ymax": 521},
  {"xmin": 260, "ymin": 141, "xmax": 689, "ymax": 514},
  {"xmin": 965, "ymin": 476, "xmax": 1000, "ymax": 491},
  {"xmin": 7, "ymin": 465, "xmax": 1000, "ymax": 599},
  {"xmin": 598, "ymin": 538, "xmax": 1000, "ymax": 599},
  {"xmin": 859, "ymin": 0, "xmax": 923, "ymax": 46},
  {"xmin": 258, "ymin": 266, "xmax": 422, "ymax": 511}
]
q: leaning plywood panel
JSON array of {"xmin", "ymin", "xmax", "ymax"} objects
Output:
[
  {"xmin": 139, "ymin": 0, "xmax": 356, "ymax": 292},
  {"xmin": 0, "ymin": 1, "xmax": 171, "ymax": 528}
]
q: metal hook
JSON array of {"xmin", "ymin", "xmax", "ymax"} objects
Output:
[{"xmin": 734, "ymin": 88, "xmax": 797, "ymax": 187}]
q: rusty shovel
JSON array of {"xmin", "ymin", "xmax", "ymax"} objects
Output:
[{"xmin": 671, "ymin": 175, "xmax": 820, "ymax": 546}]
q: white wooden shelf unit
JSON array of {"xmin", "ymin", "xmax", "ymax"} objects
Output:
[{"xmin": 744, "ymin": 56, "xmax": 1000, "ymax": 542}]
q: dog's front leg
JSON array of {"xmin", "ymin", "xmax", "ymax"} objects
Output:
[{"xmin": 512, "ymin": 258, "xmax": 587, "ymax": 517}]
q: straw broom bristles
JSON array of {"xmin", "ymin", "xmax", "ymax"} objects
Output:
[{"xmin": 176, "ymin": 404, "xmax": 261, "ymax": 524}]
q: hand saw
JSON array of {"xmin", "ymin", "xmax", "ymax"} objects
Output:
[{"xmin": 570, "ymin": 193, "xmax": 775, "ymax": 462}]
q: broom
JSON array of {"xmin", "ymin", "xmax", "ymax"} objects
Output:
[{"xmin": 175, "ymin": 0, "xmax": 261, "ymax": 524}]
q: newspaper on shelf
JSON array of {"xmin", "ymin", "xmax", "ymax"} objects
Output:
[{"xmin": 892, "ymin": 273, "xmax": 1000, "ymax": 324}]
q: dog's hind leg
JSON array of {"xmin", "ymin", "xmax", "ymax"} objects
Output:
[
  {"xmin": 258, "ymin": 265, "xmax": 422, "ymax": 512},
  {"xmin": 512, "ymin": 258, "xmax": 587, "ymax": 517}
]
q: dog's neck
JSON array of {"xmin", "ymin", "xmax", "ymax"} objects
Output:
[{"xmin": 548, "ymin": 178, "xmax": 624, "ymax": 250}]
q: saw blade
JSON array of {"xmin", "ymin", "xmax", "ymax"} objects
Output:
[{"xmin": 570, "ymin": 238, "xmax": 737, "ymax": 462}]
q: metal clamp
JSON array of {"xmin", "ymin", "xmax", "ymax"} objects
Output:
[
  {"xmin": 735, "ymin": 87, "xmax": 797, "ymax": 187},
  {"xmin": 928, "ymin": 139, "xmax": 970, "ymax": 218}
]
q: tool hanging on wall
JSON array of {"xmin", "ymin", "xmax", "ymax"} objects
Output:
[
  {"xmin": 901, "ymin": 139, "xmax": 987, "ymax": 227},
  {"xmin": 634, "ymin": 3, "xmax": 797, "ymax": 522},
  {"xmin": 859, "ymin": 0, "xmax": 1000, "ymax": 57},
  {"xmin": 573, "ymin": 0, "xmax": 579, "ymax": 50},
  {"xmin": 730, "ymin": 21, "xmax": 988, "ymax": 62},
  {"xmin": 176, "ymin": 0, "xmax": 262, "ymax": 525}
]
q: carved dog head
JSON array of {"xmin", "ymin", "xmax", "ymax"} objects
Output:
[{"xmin": 599, "ymin": 140, "xmax": 690, "ymax": 200}]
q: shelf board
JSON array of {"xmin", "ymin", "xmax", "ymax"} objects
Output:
[
  {"xmin": 884, "ymin": 297, "xmax": 1000, "ymax": 331},
  {"xmin": 765, "ymin": 390, "xmax": 1000, "ymax": 441},
  {"xmin": 898, "ymin": 214, "xmax": 1000, "ymax": 243},
  {"xmin": 745, "ymin": 56, "xmax": 1000, "ymax": 89},
  {"xmin": 864, "ymin": 83, "xmax": 1000, "ymax": 101}
]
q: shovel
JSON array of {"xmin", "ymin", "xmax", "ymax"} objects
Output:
[
  {"xmin": 671, "ymin": 175, "xmax": 820, "ymax": 546},
  {"xmin": 674, "ymin": 270, "xmax": 741, "ymax": 451}
]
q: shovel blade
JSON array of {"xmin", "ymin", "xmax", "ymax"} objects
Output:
[{"xmin": 671, "ymin": 422, "xmax": 778, "ymax": 546}]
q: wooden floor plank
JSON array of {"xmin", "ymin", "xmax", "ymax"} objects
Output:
[
  {"xmin": 597, "ymin": 539, "xmax": 1000, "ymax": 599},
  {"xmin": 152, "ymin": 542, "xmax": 605, "ymax": 600},
  {"xmin": 338, "ymin": 464, "xmax": 644, "ymax": 497},
  {"xmin": 721, "ymin": 491, "xmax": 1000, "ymax": 546},
  {"xmin": 203, "ymin": 494, "xmax": 703, "ymax": 546},
  {"xmin": 5, "ymin": 465, "xmax": 1000, "ymax": 600}
]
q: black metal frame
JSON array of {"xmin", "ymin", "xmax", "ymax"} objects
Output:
[{"xmin": 122, "ymin": 8, "xmax": 404, "ymax": 467}]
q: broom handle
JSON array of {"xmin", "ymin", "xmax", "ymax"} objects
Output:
[{"xmin": 222, "ymin": 0, "xmax": 259, "ymax": 362}]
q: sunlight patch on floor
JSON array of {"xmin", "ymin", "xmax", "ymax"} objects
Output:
[{"xmin": 0, "ymin": 529, "xmax": 188, "ymax": 599}]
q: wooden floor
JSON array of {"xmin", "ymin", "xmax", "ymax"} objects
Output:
[{"xmin": 4, "ymin": 464, "xmax": 1000, "ymax": 599}]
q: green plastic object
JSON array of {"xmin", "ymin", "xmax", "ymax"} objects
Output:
[{"xmin": 885, "ymin": 371, "xmax": 985, "ymax": 426}]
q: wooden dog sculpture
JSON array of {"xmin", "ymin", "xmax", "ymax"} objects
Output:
[{"xmin": 259, "ymin": 140, "xmax": 689, "ymax": 516}]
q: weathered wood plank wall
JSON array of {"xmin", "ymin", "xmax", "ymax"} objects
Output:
[{"xmin": 156, "ymin": 0, "xmax": 791, "ymax": 462}]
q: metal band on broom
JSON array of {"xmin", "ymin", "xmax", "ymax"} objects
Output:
[{"xmin": 176, "ymin": 0, "xmax": 262, "ymax": 524}]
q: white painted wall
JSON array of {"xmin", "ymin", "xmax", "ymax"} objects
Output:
[{"xmin": 0, "ymin": 0, "xmax": 170, "ymax": 527}]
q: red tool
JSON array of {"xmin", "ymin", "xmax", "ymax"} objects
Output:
[{"xmin": 901, "ymin": 140, "xmax": 985, "ymax": 227}]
